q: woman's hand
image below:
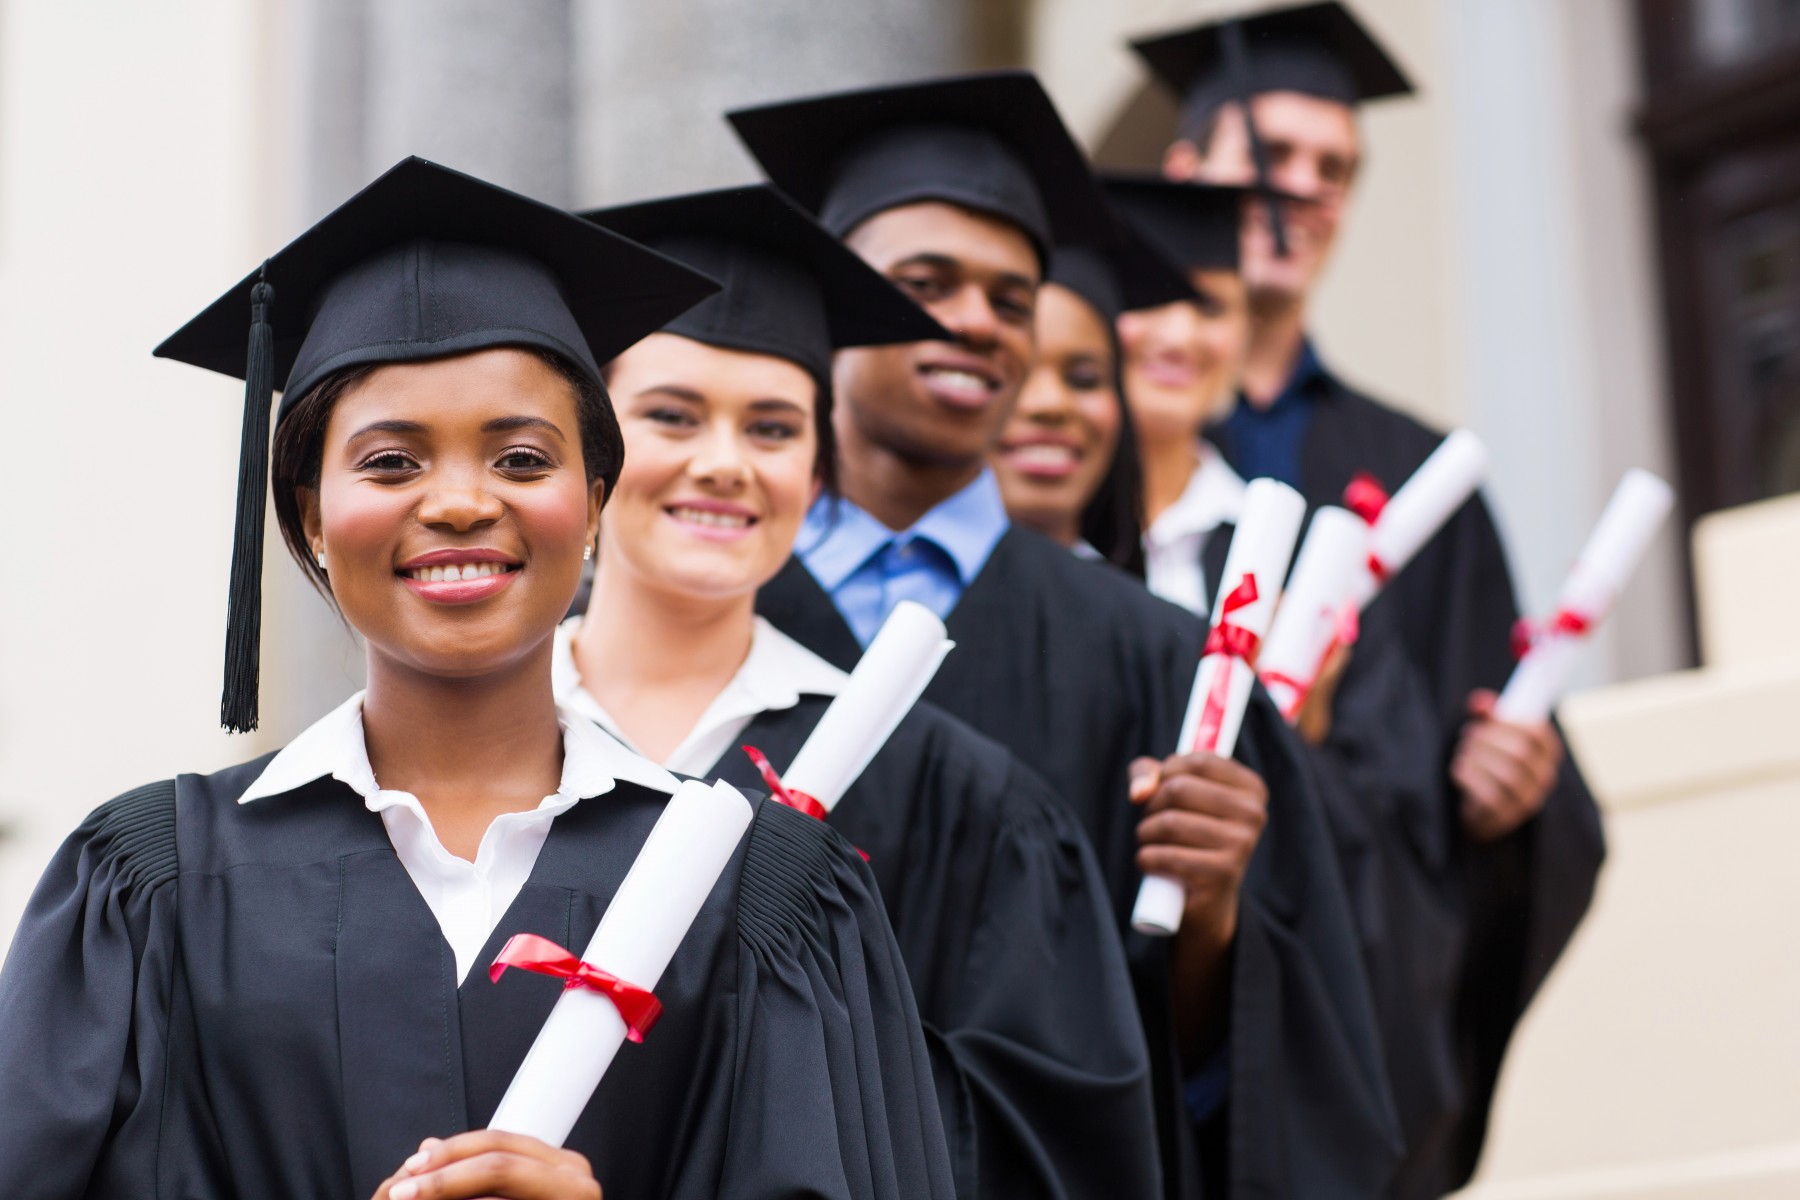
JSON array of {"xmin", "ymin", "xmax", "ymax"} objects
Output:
[
  {"xmin": 1294, "ymin": 640, "xmax": 1352, "ymax": 746},
  {"xmin": 371, "ymin": 1133, "xmax": 601, "ymax": 1200}
]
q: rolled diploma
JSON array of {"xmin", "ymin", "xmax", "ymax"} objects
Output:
[
  {"xmin": 779, "ymin": 600, "xmax": 954, "ymax": 811},
  {"xmin": 1494, "ymin": 469, "xmax": 1673, "ymax": 722},
  {"xmin": 488, "ymin": 777, "xmax": 755, "ymax": 1145},
  {"xmin": 1133, "ymin": 478, "xmax": 1307, "ymax": 937},
  {"xmin": 1348, "ymin": 430, "xmax": 1489, "ymax": 610},
  {"xmin": 1256, "ymin": 506, "xmax": 1369, "ymax": 723}
]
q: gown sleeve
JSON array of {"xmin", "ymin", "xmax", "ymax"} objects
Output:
[
  {"xmin": 717, "ymin": 800, "xmax": 957, "ymax": 1200},
  {"xmin": 0, "ymin": 781, "xmax": 179, "ymax": 1200},
  {"xmin": 914, "ymin": 757, "xmax": 1161, "ymax": 1200}
]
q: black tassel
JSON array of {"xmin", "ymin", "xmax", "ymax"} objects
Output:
[
  {"xmin": 221, "ymin": 269, "xmax": 275, "ymax": 733},
  {"xmin": 1221, "ymin": 21, "xmax": 1290, "ymax": 259}
]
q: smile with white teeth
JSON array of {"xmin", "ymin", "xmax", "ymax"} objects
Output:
[
  {"xmin": 403, "ymin": 562, "xmax": 516, "ymax": 582},
  {"xmin": 669, "ymin": 506, "xmax": 753, "ymax": 529},
  {"xmin": 920, "ymin": 365, "xmax": 997, "ymax": 398},
  {"xmin": 1009, "ymin": 443, "xmax": 1079, "ymax": 468}
]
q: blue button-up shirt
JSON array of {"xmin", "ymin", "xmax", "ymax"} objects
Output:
[
  {"xmin": 1214, "ymin": 339, "xmax": 1327, "ymax": 487},
  {"xmin": 796, "ymin": 469, "xmax": 1011, "ymax": 646}
]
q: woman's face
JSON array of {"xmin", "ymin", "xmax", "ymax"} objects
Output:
[
  {"xmin": 991, "ymin": 284, "xmax": 1121, "ymax": 543},
  {"xmin": 602, "ymin": 333, "xmax": 818, "ymax": 603},
  {"xmin": 1116, "ymin": 268, "xmax": 1251, "ymax": 450},
  {"xmin": 300, "ymin": 348, "xmax": 601, "ymax": 682}
]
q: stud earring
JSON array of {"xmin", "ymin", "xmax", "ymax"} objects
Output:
[
  {"xmin": 315, "ymin": 548, "xmax": 327, "ymax": 569},
  {"xmin": 583, "ymin": 544, "xmax": 593, "ymax": 562}
]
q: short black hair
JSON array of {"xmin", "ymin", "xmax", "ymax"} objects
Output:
[{"xmin": 270, "ymin": 350, "xmax": 621, "ymax": 597}]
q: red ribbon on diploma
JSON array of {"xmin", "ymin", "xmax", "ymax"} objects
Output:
[
  {"xmin": 1194, "ymin": 576, "xmax": 1262, "ymax": 752},
  {"xmin": 742, "ymin": 745, "xmax": 828, "ymax": 820},
  {"xmin": 1260, "ymin": 604, "xmax": 1359, "ymax": 722},
  {"xmin": 489, "ymin": 933, "xmax": 663, "ymax": 1043},
  {"xmin": 1510, "ymin": 608, "xmax": 1593, "ymax": 660},
  {"xmin": 741, "ymin": 746, "xmax": 868, "ymax": 860},
  {"xmin": 1344, "ymin": 473, "xmax": 1393, "ymax": 585}
]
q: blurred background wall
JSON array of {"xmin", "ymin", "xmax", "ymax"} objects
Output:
[{"xmin": 2, "ymin": 0, "xmax": 1796, "ymax": 1191}]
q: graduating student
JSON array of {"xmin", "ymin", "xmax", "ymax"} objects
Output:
[
  {"xmin": 987, "ymin": 215, "xmax": 1200, "ymax": 575},
  {"xmin": 0, "ymin": 159, "xmax": 956, "ymax": 1200},
  {"xmin": 560, "ymin": 183, "xmax": 1162, "ymax": 1200},
  {"xmin": 1132, "ymin": 5, "xmax": 1606, "ymax": 1194},
  {"xmin": 730, "ymin": 74, "xmax": 1399, "ymax": 1198}
]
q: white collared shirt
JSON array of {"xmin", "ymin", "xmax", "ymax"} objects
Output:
[
  {"xmin": 553, "ymin": 615, "xmax": 848, "ymax": 776},
  {"xmin": 1144, "ymin": 443, "xmax": 1247, "ymax": 616},
  {"xmin": 237, "ymin": 691, "xmax": 678, "ymax": 984}
]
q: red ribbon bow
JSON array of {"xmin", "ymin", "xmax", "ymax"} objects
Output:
[
  {"xmin": 742, "ymin": 745, "xmax": 828, "ymax": 820},
  {"xmin": 488, "ymin": 933, "xmax": 663, "ymax": 1043},
  {"xmin": 1194, "ymin": 576, "xmax": 1262, "ymax": 752},
  {"xmin": 1510, "ymin": 608, "xmax": 1593, "ymax": 660},
  {"xmin": 1344, "ymin": 473, "xmax": 1394, "ymax": 585}
]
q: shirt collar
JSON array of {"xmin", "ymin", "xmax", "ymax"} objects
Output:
[
  {"xmin": 1270, "ymin": 339, "xmax": 1328, "ymax": 409},
  {"xmin": 1146, "ymin": 442, "xmax": 1247, "ymax": 548},
  {"xmin": 237, "ymin": 689, "xmax": 679, "ymax": 807},
  {"xmin": 796, "ymin": 469, "xmax": 1010, "ymax": 590}
]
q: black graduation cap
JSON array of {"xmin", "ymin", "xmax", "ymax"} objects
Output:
[
  {"xmin": 1129, "ymin": 3, "xmax": 1412, "ymax": 257},
  {"xmin": 155, "ymin": 156, "xmax": 720, "ymax": 733},
  {"xmin": 1129, "ymin": 1, "xmax": 1413, "ymax": 119},
  {"xmin": 1099, "ymin": 173, "xmax": 1253, "ymax": 275},
  {"xmin": 581, "ymin": 184, "xmax": 949, "ymax": 385},
  {"xmin": 1047, "ymin": 215, "xmax": 1198, "ymax": 327},
  {"xmin": 726, "ymin": 71, "xmax": 1114, "ymax": 263}
]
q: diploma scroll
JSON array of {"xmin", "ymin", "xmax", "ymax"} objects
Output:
[
  {"xmin": 488, "ymin": 778, "xmax": 755, "ymax": 1146},
  {"xmin": 1348, "ymin": 430, "xmax": 1489, "ymax": 610},
  {"xmin": 1133, "ymin": 478, "xmax": 1307, "ymax": 938},
  {"xmin": 1256, "ymin": 506, "xmax": 1369, "ymax": 724},
  {"xmin": 1494, "ymin": 469, "xmax": 1673, "ymax": 722},
  {"xmin": 779, "ymin": 600, "xmax": 954, "ymax": 812}
]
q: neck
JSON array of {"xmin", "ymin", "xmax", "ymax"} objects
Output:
[
  {"xmin": 573, "ymin": 560, "xmax": 754, "ymax": 762},
  {"xmin": 836, "ymin": 426, "xmax": 982, "ymax": 531},
  {"xmin": 1242, "ymin": 293, "xmax": 1309, "ymax": 410},
  {"xmin": 1141, "ymin": 434, "xmax": 1202, "ymax": 527},
  {"xmin": 1015, "ymin": 507, "xmax": 1078, "ymax": 549},
  {"xmin": 360, "ymin": 644, "xmax": 565, "ymax": 857}
]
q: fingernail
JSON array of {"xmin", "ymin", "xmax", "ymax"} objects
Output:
[
  {"xmin": 404, "ymin": 1149, "xmax": 430, "ymax": 1172},
  {"xmin": 392, "ymin": 1182, "xmax": 418, "ymax": 1200}
]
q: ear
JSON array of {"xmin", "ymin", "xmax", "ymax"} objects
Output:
[
  {"xmin": 1162, "ymin": 139, "xmax": 1203, "ymax": 182},
  {"xmin": 298, "ymin": 485, "xmax": 324, "ymax": 559},
  {"xmin": 587, "ymin": 476, "xmax": 606, "ymax": 547}
]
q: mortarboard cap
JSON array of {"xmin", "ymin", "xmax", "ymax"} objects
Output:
[
  {"xmin": 1100, "ymin": 173, "xmax": 1255, "ymax": 276},
  {"xmin": 1129, "ymin": 1, "xmax": 1413, "ymax": 122},
  {"xmin": 582, "ymin": 184, "xmax": 949, "ymax": 386},
  {"xmin": 156, "ymin": 156, "xmax": 720, "ymax": 733},
  {"xmin": 727, "ymin": 71, "xmax": 1113, "ymax": 264},
  {"xmin": 1047, "ymin": 212, "xmax": 1199, "ymax": 327}
]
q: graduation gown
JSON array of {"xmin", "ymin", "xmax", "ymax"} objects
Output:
[
  {"xmin": 0, "ymin": 760, "xmax": 956, "ymax": 1200},
  {"xmin": 1213, "ymin": 371, "xmax": 1608, "ymax": 1197},
  {"xmin": 759, "ymin": 526, "xmax": 1401, "ymax": 1199},
  {"xmin": 710, "ymin": 698, "xmax": 1161, "ymax": 1200}
]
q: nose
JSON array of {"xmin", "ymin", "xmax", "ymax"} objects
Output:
[
  {"xmin": 1016, "ymin": 367, "xmax": 1071, "ymax": 421},
  {"xmin": 937, "ymin": 282, "xmax": 1001, "ymax": 350},
  {"xmin": 686, "ymin": 419, "xmax": 750, "ymax": 491},
  {"xmin": 417, "ymin": 468, "xmax": 504, "ymax": 532}
]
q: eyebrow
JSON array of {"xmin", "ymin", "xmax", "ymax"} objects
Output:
[
  {"xmin": 345, "ymin": 418, "xmax": 429, "ymax": 441},
  {"xmin": 344, "ymin": 415, "xmax": 568, "ymax": 443},
  {"xmin": 634, "ymin": 384, "xmax": 705, "ymax": 403}
]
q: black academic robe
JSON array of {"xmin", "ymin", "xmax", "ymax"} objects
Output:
[
  {"xmin": 759, "ymin": 527, "xmax": 1401, "ymax": 1200},
  {"xmin": 709, "ymin": 698, "xmax": 1161, "ymax": 1200},
  {"xmin": 1213, "ymin": 372, "xmax": 1608, "ymax": 1198},
  {"xmin": 0, "ymin": 760, "xmax": 956, "ymax": 1200}
]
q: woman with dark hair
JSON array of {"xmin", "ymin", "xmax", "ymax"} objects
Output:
[
  {"xmin": 0, "ymin": 160, "xmax": 956, "ymax": 1200},
  {"xmin": 564, "ymin": 184, "xmax": 1163, "ymax": 1200}
]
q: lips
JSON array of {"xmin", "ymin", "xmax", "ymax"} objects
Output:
[
  {"xmin": 665, "ymin": 500, "xmax": 758, "ymax": 542},
  {"xmin": 395, "ymin": 548, "xmax": 523, "ymax": 605},
  {"xmin": 999, "ymin": 437, "xmax": 1082, "ymax": 480},
  {"xmin": 1134, "ymin": 355, "xmax": 1200, "ymax": 390},
  {"xmin": 917, "ymin": 358, "xmax": 1003, "ymax": 411}
]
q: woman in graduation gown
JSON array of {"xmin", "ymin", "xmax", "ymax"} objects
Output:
[
  {"xmin": 0, "ymin": 159, "xmax": 955, "ymax": 1200},
  {"xmin": 563, "ymin": 183, "xmax": 1163, "ymax": 1200},
  {"xmin": 986, "ymin": 217, "xmax": 1404, "ymax": 1199}
]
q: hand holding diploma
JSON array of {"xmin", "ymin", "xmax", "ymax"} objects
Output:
[
  {"xmin": 1132, "ymin": 478, "xmax": 1306, "ymax": 938},
  {"xmin": 486, "ymin": 778, "xmax": 755, "ymax": 1148}
]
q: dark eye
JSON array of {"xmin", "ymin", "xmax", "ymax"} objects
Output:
[
  {"xmin": 643, "ymin": 406, "xmax": 698, "ymax": 430},
  {"xmin": 896, "ymin": 274, "xmax": 950, "ymax": 303},
  {"xmin": 994, "ymin": 291, "xmax": 1035, "ymax": 324},
  {"xmin": 497, "ymin": 446, "xmax": 554, "ymax": 472},
  {"xmin": 1064, "ymin": 364, "xmax": 1107, "ymax": 390},
  {"xmin": 358, "ymin": 450, "xmax": 419, "ymax": 473},
  {"xmin": 748, "ymin": 419, "xmax": 803, "ymax": 442}
]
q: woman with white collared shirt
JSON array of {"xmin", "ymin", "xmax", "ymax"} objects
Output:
[
  {"xmin": 567, "ymin": 185, "xmax": 1164, "ymax": 1200},
  {"xmin": 0, "ymin": 162, "xmax": 956, "ymax": 1200}
]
